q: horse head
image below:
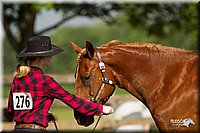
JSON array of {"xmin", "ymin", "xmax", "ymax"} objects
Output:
[{"xmin": 70, "ymin": 41, "xmax": 115, "ymax": 126}]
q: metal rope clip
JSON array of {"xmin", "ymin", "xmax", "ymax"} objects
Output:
[{"xmin": 99, "ymin": 62, "xmax": 105, "ymax": 70}]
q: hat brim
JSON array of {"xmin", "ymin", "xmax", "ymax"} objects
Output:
[{"xmin": 16, "ymin": 44, "xmax": 63, "ymax": 58}]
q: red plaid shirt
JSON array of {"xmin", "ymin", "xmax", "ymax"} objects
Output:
[{"xmin": 8, "ymin": 66, "xmax": 102, "ymax": 127}]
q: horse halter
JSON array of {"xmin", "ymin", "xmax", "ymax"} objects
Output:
[{"xmin": 90, "ymin": 47, "xmax": 115, "ymax": 103}]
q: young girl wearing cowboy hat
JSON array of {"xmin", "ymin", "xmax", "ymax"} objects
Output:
[{"xmin": 7, "ymin": 35, "xmax": 113, "ymax": 132}]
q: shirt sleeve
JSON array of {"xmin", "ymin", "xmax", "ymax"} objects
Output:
[{"xmin": 44, "ymin": 76, "xmax": 103, "ymax": 116}]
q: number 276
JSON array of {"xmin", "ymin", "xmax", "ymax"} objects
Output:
[{"xmin": 16, "ymin": 95, "xmax": 31, "ymax": 108}]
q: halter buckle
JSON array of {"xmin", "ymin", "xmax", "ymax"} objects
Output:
[
  {"xmin": 99, "ymin": 62, "xmax": 105, "ymax": 70},
  {"xmin": 108, "ymin": 80, "xmax": 113, "ymax": 85}
]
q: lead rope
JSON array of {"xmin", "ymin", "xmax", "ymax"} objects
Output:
[
  {"xmin": 48, "ymin": 113, "xmax": 59, "ymax": 132},
  {"xmin": 92, "ymin": 114, "xmax": 103, "ymax": 133},
  {"xmin": 53, "ymin": 119, "xmax": 59, "ymax": 132}
]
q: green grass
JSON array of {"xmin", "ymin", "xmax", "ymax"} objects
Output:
[
  {"xmin": 49, "ymin": 106, "xmax": 74, "ymax": 121},
  {"xmin": 49, "ymin": 105, "xmax": 102, "ymax": 122}
]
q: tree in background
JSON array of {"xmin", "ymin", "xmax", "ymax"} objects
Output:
[
  {"xmin": 3, "ymin": 3, "xmax": 119, "ymax": 56},
  {"xmin": 121, "ymin": 3, "xmax": 197, "ymax": 37},
  {"xmin": 2, "ymin": 2, "xmax": 197, "ymax": 91},
  {"xmin": 3, "ymin": 2, "xmax": 197, "ymax": 56}
]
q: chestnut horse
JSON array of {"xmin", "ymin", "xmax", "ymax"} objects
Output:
[{"xmin": 71, "ymin": 40, "xmax": 199, "ymax": 132}]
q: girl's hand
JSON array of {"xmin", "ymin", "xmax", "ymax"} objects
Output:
[{"xmin": 102, "ymin": 105, "xmax": 113, "ymax": 115}]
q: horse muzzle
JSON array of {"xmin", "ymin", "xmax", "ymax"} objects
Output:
[{"xmin": 73, "ymin": 110, "xmax": 94, "ymax": 127}]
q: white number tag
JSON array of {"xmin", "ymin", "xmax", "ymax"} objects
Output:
[{"xmin": 13, "ymin": 92, "xmax": 33, "ymax": 110}]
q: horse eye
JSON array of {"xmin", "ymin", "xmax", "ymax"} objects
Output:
[
  {"xmin": 84, "ymin": 76, "xmax": 90, "ymax": 81},
  {"xmin": 81, "ymin": 75, "xmax": 91, "ymax": 85}
]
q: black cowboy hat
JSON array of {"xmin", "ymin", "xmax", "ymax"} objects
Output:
[{"xmin": 16, "ymin": 36, "xmax": 63, "ymax": 58}]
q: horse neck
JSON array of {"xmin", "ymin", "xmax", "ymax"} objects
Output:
[{"xmin": 99, "ymin": 45, "xmax": 194, "ymax": 106}]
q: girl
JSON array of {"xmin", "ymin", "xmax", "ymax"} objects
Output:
[{"xmin": 8, "ymin": 35, "xmax": 113, "ymax": 132}]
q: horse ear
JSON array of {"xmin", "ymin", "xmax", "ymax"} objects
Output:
[
  {"xmin": 86, "ymin": 41, "xmax": 95, "ymax": 59},
  {"xmin": 70, "ymin": 41, "xmax": 82, "ymax": 54}
]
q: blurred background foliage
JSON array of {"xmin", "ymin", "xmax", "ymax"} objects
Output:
[{"xmin": 3, "ymin": 2, "xmax": 198, "ymax": 74}]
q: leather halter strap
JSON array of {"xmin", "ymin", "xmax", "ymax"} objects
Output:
[{"xmin": 90, "ymin": 47, "xmax": 114, "ymax": 102}]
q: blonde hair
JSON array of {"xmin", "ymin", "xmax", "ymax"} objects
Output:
[
  {"xmin": 15, "ymin": 57, "xmax": 43, "ymax": 78},
  {"xmin": 15, "ymin": 59, "xmax": 31, "ymax": 78}
]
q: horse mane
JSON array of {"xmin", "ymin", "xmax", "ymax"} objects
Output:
[
  {"xmin": 99, "ymin": 40, "xmax": 198, "ymax": 60},
  {"xmin": 124, "ymin": 42, "xmax": 187, "ymax": 53},
  {"xmin": 101, "ymin": 40, "xmax": 198, "ymax": 53},
  {"xmin": 101, "ymin": 40, "xmax": 123, "ymax": 47},
  {"xmin": 77, "ymin": 40, "xmax": 198, "ymax": 63}
]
